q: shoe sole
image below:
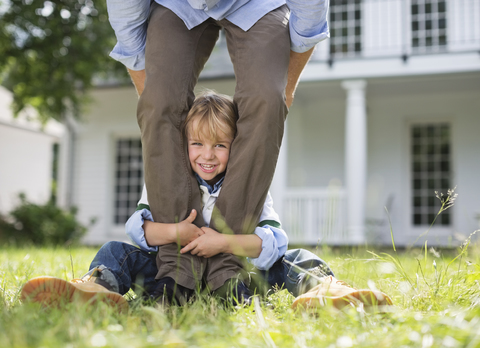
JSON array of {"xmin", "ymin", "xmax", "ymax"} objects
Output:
[
  {"xmin": 21, "ymin": 276, "xmax": 128, "ymax": 312},
  {"xmin": 292, "ymin": 289, "xmax": 393, "ymax": 311}
]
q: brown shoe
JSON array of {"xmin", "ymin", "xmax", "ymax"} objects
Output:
[
  {"xmin": 292, "ymin": 276, "xmax": 393, "ymax": 311},
  {"xmin": 20, "ymin": 276, "xmax": 128, "ymax": 312}
]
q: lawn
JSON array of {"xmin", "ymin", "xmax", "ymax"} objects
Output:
[{"xmin": 1, "ymin": 242, "xmax": 480, "ymax": 348}]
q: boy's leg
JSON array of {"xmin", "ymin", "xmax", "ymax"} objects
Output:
[
  {"xmin": 88, "ymin": 241, "xmax": 158, "ymax": 296},
  {"xmin": 212, "ymin": 6, "xmax": 291, "ymax": 234},
  {"xmin": 257, "ymin": 249, "xmax": 335, "ymax": 297},
  {"xmin": 20, "ymin": 241, "xmax": 156, "ymax": 310},
  {"xmin": 139, "ymin": 3, "xmax": 220, "ymax": 227},
  {"xmin": 260, "ymin": 249, "xmax": 393, "ymax": 310}
]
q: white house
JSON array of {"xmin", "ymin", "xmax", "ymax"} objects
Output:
[
  {"xmin": 62, "ymin": 0, "xmax": 480, "ymax": 247},
  {"xmin": 0, "ymin": 86, "xmax": 64, "ymax": 214}
]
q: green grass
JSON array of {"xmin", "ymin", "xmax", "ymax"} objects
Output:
[{"xmin": 1, "ymin": 243, "xmax": 480, "ymax": 348}]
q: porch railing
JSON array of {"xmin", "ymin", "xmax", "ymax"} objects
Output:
[{"xmin": 282, "ymin": 187, "xmax": 348, "ymax": 246}]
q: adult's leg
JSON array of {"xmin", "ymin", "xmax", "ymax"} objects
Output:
[
  {"xmin": 155, "ymin": 243, "xmax": 206, "ymax": 290},
  {"xmin": 205, "ymin": 254, "xmax": 251, "ymax": 304},
  {"xmin": 212, "ymin": 5, "xmax": 291, "ymax": 235},
  {"xmin": 138, "ymin": 3, "xmax": 220, "ymax": 227},
  {"xmin": 204, "ymin": 253, "xmax": 249, "ymax": 291},
  {"xmin": 89, "ymin": 241, "xmax": 158, "ymax": 296}
]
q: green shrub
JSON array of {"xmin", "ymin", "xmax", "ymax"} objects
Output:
[{"xmin": 0, "ymin": 194, "xmax": 88, "ymax": 246}]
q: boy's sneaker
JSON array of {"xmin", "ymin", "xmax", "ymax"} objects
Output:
[
  {"xmin": 292, "ymin": 275, "xmax": 393, "ymax": 312},
  {"xmin": 20, "ymin": 275, "xmax": 128, "ymax": 312},
  {"xmin": 214, "ymin": 278, "xmax": 252, "ymax": 306}
]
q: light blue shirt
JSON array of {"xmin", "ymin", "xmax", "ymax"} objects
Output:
[
  {"xmin": 126, "ymin": 208, "xmax": 288, "ymax": 270},
  {"xmin": 107, "ymin": 0, "xmax": 329, "ymax": 70},
  {"xmin": 125, "ymin": 175, "xmax": 289, "ymax": 270}
]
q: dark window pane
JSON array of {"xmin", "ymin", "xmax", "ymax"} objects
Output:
[
  {"xmin": 441, "ymin": 213, "xmax": 450, "ymax": 225},
  {"xmin": 413, "ymin": 161, "xmax": 422, "ymax": 172},
  {"xmin": 427, "ymin": 161, "xmax": 435, "ymax": 172},
  {"xmin": 441, "ymin": 178, "xmax": 449, "ymax": 189},
  {"xmin": 413, "ymin": 144, "xmax": 422, "ymax": 155},
  {"xmin": 412, "ymin": 4, "xmax": 418, "ymax": 15},
  {"xmin": 440, "ymin": 144, "xmax": 449, "ymax": 155},
  {"xmin": 114, "ymin": 138, "xmax": 143, "ymax": 224},
  {"xmin": 441, "ymin": 161, "xmax": 449, "ymax": 172},
  {"xmin": 413, "ymin": 128, "xmax": 422, "ymax": 138},
  {"xmin": 411, "ymin": 123, "xmax": 451, "ymax": 226},
  {"xmin": 438, "ymin": 1, "xmax": 446, "ymax": 12},
  {"xmin": 439, "ymin": 18, "xmax": 446, "ymax": 29},
  {"xmin": 414, "ymin": 196, "xmax": 422, "ymax": 207},
  {"xmin": 414, "ymin": 214, "xmax": 423, "ymax": 225},
  {"xmin": 439, "ymin": 35, "xmax": 447, "ymax": 46}
]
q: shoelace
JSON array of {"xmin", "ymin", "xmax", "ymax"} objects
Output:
[{"xmin": 70, "ymin": 267, "xmax": 102, "ymax": 283}]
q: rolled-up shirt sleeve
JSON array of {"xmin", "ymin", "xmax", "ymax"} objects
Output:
[
  {"xmin": 107, "ymin": 0, "xmax": 151, "ymax": 70},
  {"xmin": 287, "ymin": 0, "xmax": 330, "ymax": 53},
  {"xmin": 125, "ymin": 209, "xmax": 158, "ymax": 252},
  {"xmin": 247, "ymin": 225, "xmax": 289, "ymax": 271}
]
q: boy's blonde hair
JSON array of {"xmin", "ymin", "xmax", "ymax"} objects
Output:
[{"xmin": 184, "ymin": 91, "xmax": 238, "ymax": 141}]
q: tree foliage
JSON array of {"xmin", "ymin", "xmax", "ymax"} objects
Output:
[{"xmin": 0, "ymin": 0, "xmax": 128, "ymax": 123}]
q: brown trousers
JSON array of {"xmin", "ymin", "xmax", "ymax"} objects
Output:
[{"xmin": 139, "ymin": 4, "xmax": 290, "ymax": 289}]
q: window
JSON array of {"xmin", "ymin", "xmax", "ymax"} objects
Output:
[
  {"xmin": 411, "ymin": 123, "xmax": 451, "ymax": 226},
  {"xmin": 329, "ymin": 0, "xmax": 362, "ymax": 58},
  {"xmin": 411, "ymin": 0, "xmax": 447, "ymax": 51},
  {"xmin": 114, "ymin": 138, "xmax": 143, "ymax": 224}
]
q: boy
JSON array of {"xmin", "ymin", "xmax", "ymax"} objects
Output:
[
  {"xmin": 21, "ymin": 92, "xmax": 392, "ymax": 311},
  {"xmin": 131, "ymin": 91, "xmax": 289, "ymax": 304}
]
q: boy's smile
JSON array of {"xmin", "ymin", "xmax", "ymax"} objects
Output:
[{"xmin": 188, "ymin": 132, "xmax": 233, "ymax": 183}]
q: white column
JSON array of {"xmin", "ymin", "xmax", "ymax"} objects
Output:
[
  {"xmin": 270, "ymin": 124, "xmax": 288, "ymax": 219},
  {"xmin": 342, "ymin": 80, "xmax": 367, "ymax": 244},
  {"xmin": 57, "ymin": 114, "xmax": 77, "ymax": 209}
]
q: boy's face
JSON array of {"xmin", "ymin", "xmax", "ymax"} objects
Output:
[{"xmin": 187, "ymin": 122, "xmax": 233, "ymax": 183}]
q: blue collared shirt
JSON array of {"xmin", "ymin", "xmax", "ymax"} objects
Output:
[
  {"xmin": 195, "ymin": 173, "xmax": 224, "ymax": 194},
  {"xmin": 107, "ymin": 0, "xmax": 329, "ymax": 70}
]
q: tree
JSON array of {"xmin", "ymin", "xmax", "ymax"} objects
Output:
[{"xmin": 0, "ymin": 0, "xmax": 128, "ymax": 123}]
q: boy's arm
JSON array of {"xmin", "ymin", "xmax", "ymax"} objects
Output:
[
  {"xmin": 143, "ymin": 209, "xmax": 204, "ymax": 247},
  {"xmin": 125, "ymin": 209, "xmax": 158, "ymax": 252},
  {"xmin": 126, "ymin": 209, "xmax": 204, "ymax": 250},
  {"xmin": 179, "ymin": 223, "xmax": 288, "ymax": 268},
  {"xmin": 247, "ymin": 225, "xmax": 288, "ymax": 270},
  {"xmin": 180, "ymin": 228, "xmax": 262, "ymax": 258}
]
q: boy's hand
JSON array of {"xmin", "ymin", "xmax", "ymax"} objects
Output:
[
  {"xmin": 180, "ymin": 227, "xmax": 227, "ymax": 258},
  {"xmin": 174, "ymin": 209, "xmax": 204, "ymax": 246}
]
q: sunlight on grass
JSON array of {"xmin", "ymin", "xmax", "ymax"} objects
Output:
[{"xmin": 1, "ymin": 242, "xmax": 480, "ymax": 347}]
